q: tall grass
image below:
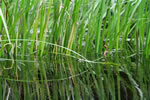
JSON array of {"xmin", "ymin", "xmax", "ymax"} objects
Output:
[
  {"xmin": 0, "ymin": 1, "xmax": 150, "ymax": 99},
  {"xmin": 0, "ymin": 0, "xmax": 149, "ymax": 58},
  {"xmin": 0, "ymin": 51, "xmax": 149, "ymax": 99}
]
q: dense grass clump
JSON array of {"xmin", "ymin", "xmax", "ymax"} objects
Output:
[
  {"xmin": 0, "ymin": 0, "xmax": 149, "ymax": 58},
  {"xmin": 0, "ymin": 0, "xmax": 150, "ymax": 99}
]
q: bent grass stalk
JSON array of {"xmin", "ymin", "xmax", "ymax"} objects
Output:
[
  {"xmin": 0, "ymin": 39, "xmax": 120, "ymax": 65},
  {"xmin": 0, "ymin": 1, "xmax": 149, "ymax": 99}
]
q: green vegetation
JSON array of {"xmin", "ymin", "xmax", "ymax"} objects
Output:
[
  {"xmin": 0, "ymin": 0, "xmax": 149, "ymax": 57},
  {"xmin": 0, "ymin": 53, "xmax": 150, "ymax": 99},
  {"xmin": 0, "ymin": 0, "xmax": 150, "ymax": 99}
]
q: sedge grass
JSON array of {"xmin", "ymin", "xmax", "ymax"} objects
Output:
[
  {"xmin": 0, "ymin": 51, "xmax": 149, "ymax": 99},
  {"xmin": 0, "ymin": 0, "xmax": 150, "ymax": 99},
  {"xmin": 0, "ymin": 0, "xmax": 150, "ymax": 58}
]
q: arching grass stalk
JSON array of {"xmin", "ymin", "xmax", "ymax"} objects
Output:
[
  {"xmin": 0, "ymin": 53, "xmax": 119, "ymax": 84},
  {"xmin": 0, "ymin": 39, "xmax": 120, "ymax": 65}
]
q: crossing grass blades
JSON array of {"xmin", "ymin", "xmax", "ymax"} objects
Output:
[{"xmin": 0, "ymin": 0, "xmax": 150, "ymax": 100}]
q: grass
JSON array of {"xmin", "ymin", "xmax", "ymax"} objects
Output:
[
  {"xmin": 0, "ymin": 52, "xmax": 149, "ymax": 99},
  {"xmin": 0, "ymin": 0, "xmax": 150, "ymax": 99},
  {"xmin": 0, "ymin": 0, "xmax": 149, "ymax": 58}
]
